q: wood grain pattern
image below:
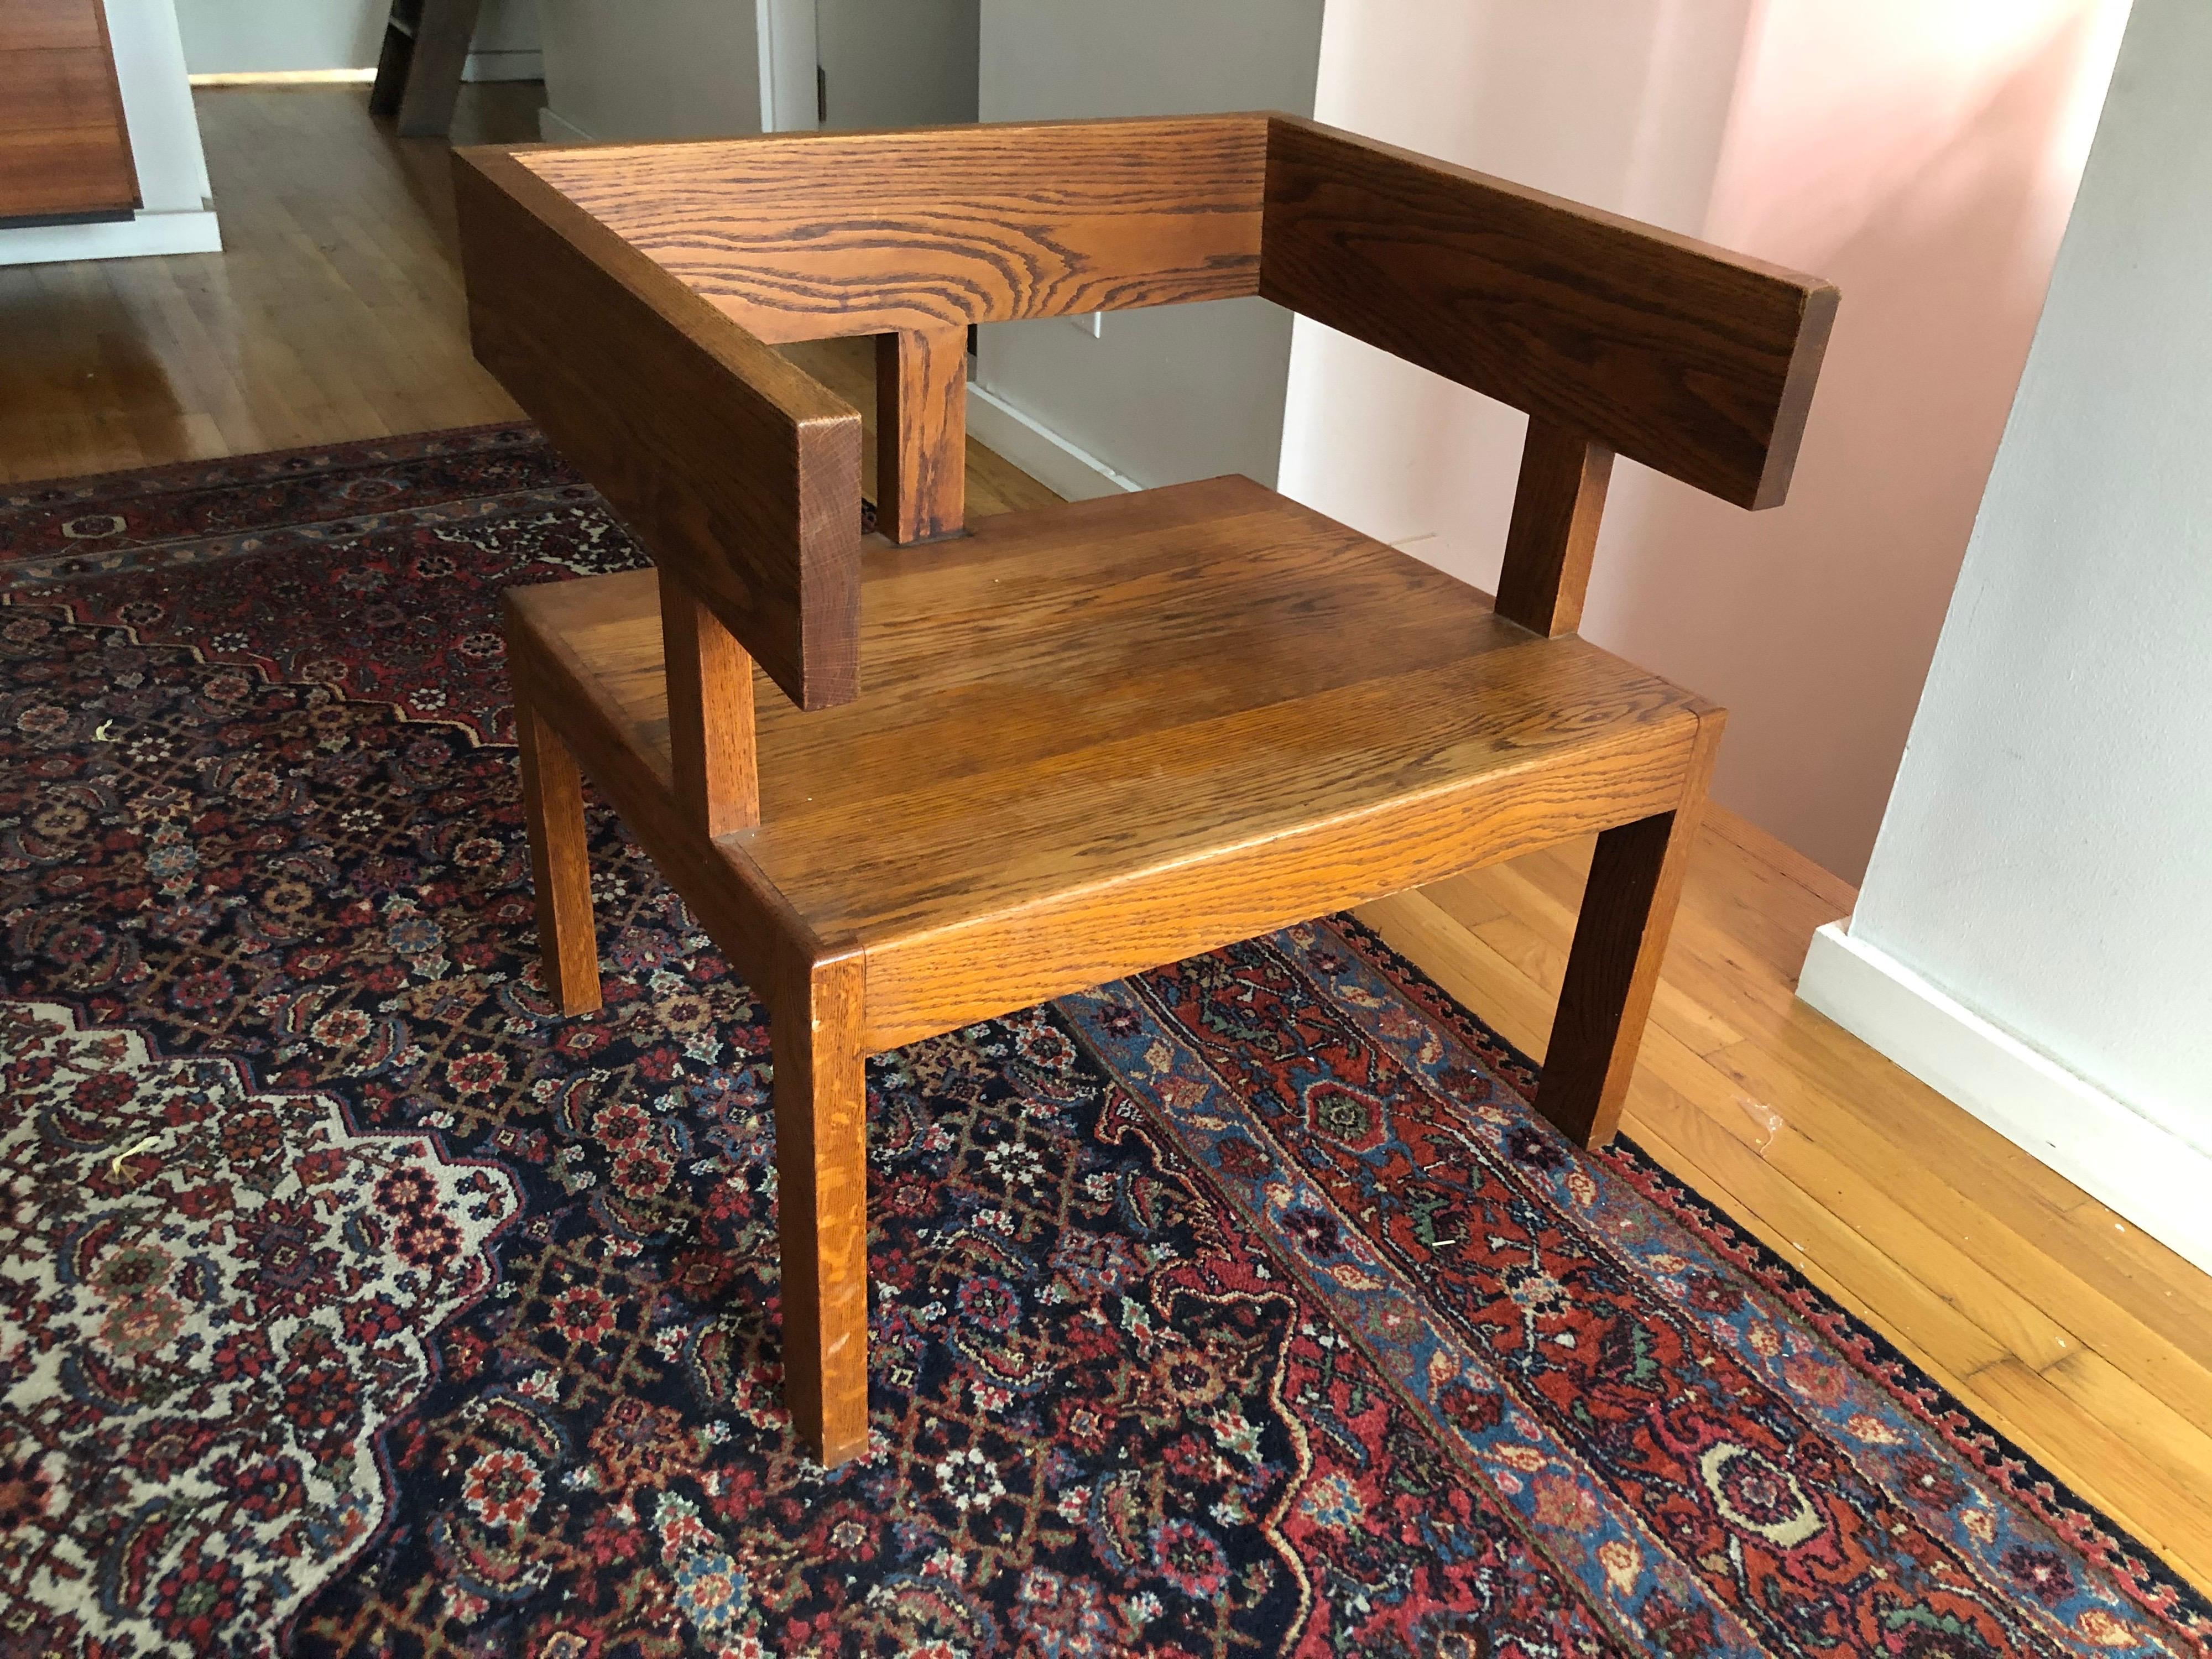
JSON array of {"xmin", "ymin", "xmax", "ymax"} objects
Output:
[
  {"xmin": 0, "ymin": 0, "xmax": 106, "ymax": 51},
  {"xmin": 857, "ymin": 723, "xmax": 1693, "ymax": 1051},
  {"xmin": 875, "ymin": 326, "xmax": 968, "ymax": 544},
  {"xmin": 1533, "ymin": 708, "xmax": 1724, "ymax": 1145},
  {"xmin": 515, "ymin": 598, "xmax": 875, "ymax": 1469},
  {"xmin": 770, "ymin": 940, "xmax": 872, "ymax": 1467},
  {"xmin": 1494, "ymin": 418, "xmax": 1614, "ymax": 638},
  {"xmin": 658, "ymin": 568, "xmax": 759, "ymax": 836},
  {"xmin": 509, "ymin": 680, "xmax": 603, "ymax": 1014},
  {"xmin": 455, "ymin": 146, "xmax": 864, "ymax": 711},
  {"xmin": 0, "ymin": 0, "xmax": 137, "ymax": 222},
  {"xmin": 518, "ymin": 116, "xmax": 1269, "ymax": 342},
  {"xmin": 0, "ymin": 84, "xmax": 1071, "ymax": 504},
  {"xmin": 508, "ymin": 479, "xmax": 1706, "ymax": 1049},
  {"xmin": 1260, "ymin": 114, "xmax": 1837, "ymax": 509},
  {"xmin": 782, "ymin": 334, "xmax": 1061, "ymax": 523},
  {"xmin": 505, "ymin": 589, "xmax": 815, "ymax": 996},
  {"xmin": 0, "ymin": 84, "xmax": 552, "ymax": 487}
]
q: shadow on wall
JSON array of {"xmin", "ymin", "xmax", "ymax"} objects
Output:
[
  {"xmin": 1588, "ymin": 7, "xmax": 2124, "ymax": 881},
  {"xmin": 1280, "ymin": 0, "xmax": 2128, "ymax": 885},
  {"xmin": 1280, "ymin": 0, "xmax": 1755, "ymax": 568}
]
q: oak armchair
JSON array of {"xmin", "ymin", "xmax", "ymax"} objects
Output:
[{"xmin": 455, "ymin": 114, "xmax": 1837, "ymax": 1467}]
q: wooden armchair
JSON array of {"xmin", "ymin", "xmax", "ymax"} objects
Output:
[{"xmin": 455, "ymin": 115, "xmax": 1836, "ymax": 1467}]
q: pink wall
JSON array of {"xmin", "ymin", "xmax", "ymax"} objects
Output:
[{"xmin": 1279, "ymin": 0, "xmax": 2127, "ymax": 881}]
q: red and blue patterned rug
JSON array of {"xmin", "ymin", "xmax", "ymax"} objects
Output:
[{"xmin": 3, "ymin": 430, "xmax": 2206, "ymax": 1658}]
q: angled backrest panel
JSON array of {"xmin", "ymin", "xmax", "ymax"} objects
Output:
[
  {"xmin": 1260, "ymin": 116, "xmax": 1837, "ymax": 510},
  {"xmin": 455, "ymin": 148, "xmax": 863, "ymax": 709},
  {"xmin": 515, "ymin": 115, "xmax": 1270, "ymax": 343}
]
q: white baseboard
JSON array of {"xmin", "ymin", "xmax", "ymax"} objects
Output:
[
  {"xmin": 190, "ymin": 52, "xmax": 540, "ymax": 87},
  {"xmin": 964, "ymin": 383, "xmax": 1139, "ymax": 502},
  {"xmin": 538, "ymin": 105, "xmax": 594, "ymax": 144},
  {"xmin": 1798, "ymin": 921, "xmax": 2212, "ymax": 1275},
  {"xmin": 0, "ymin": 207, "xmax": 222, "ymax": 268},
  {"xmin": 190, "ymin": 69, "xmax": 375, "ymax": 86}
]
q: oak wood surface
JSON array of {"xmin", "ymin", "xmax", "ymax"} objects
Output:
[
  {"xmin": 1260, "ymin": 115, "xmax": 1837, "ymax": 509},
  {"xmin": 454, "ymin": 146, "xmax": 864, "ymax": 711},
  {"xmin": 0, "ymin": 86, "xmax": 1063, "ymax": 512},
  {"xmin": 0, "ymin": 0, "xmax": 137, "ymax": 222},
  {"xmin": 770, "ymin": 941, "xmax": 872, "ymax": 1467},
  {"xmin": 471, "ymin": 109, "xmax": 1855, "ymax": 1464},
  {"xmin": 784, "ymin": 335, "xmax": 1058, "ymax": 522},
  {"xmin": 875, "ymin": 325, "xmax": 967, "ymax": 544},
  {"xmin": 1532, "ymin": 709, "xmax": 1722, "ymax": 1144},
  {"xmin": 507, "ymin": 599, "xmax": 805, "ymax": 987},
  {"xmin": 519, "ymin": 116, "xmax": 1270, "ymax": 342},
  {"xmin": 0, "ymin": 0, "xmax": 108, "ymax": 51},
  {"xmin": 658, "ymin": 568, "xmax": 759, "ymax": 837},
  {"xmin": 1494, "ymin": 418, "xmax": 1614, "ymax": 637},
  {"xmin": 474, "ymin": 109, "xmax": 1844, "ymax": 752},
  {"xmin": 505, "ymin": 477, "xmax": 1706, "ymax": 1047},
  {"xmin": 512, "ymin": 690, "xmax": 603, "ymax": 1014},
  {"xmin": 0, "ymin": 85, "xmax": 547, "ymax": 487}
]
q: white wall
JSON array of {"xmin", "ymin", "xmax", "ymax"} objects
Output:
[
  {"xmin": 973, "ymin": 0, "xmax": 1326, "ymax": 494},
  {"xmin": 1279, "ymin": 0, "xmax": 1753, "ymax": 561},
  {"xmin": 1802, "ymin": 0, "xmax": 2212, "ymax": 1269},
  {"xmin": 175, "ymin": 0, "xmax": 540, "ymax": 80},
  {"xmin": 818, "ymin": 0, "xmax": 977, "ymax": 131},
  {"xmin": 1275, "ymin": 0, "xmax": 2126, "ymax": 882},
  {"xmin": 538, "ymin": 0, "xmax": 975, "ymax": 148},
  {"xmin": 0, "ymin": 0, "xmax": 220, "ymax": 266},
  {"xmin": 537, "ymin": 0, "xmax": 761, "ymax": 142}
]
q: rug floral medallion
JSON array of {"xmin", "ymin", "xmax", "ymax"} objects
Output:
[
  {"xmin": 1, "ymin": 430, "xmax": 2205, "ymax": 1659},
  {"xmin": 0, "ymin": 1001, "xmax": 517, "ymax": 1648}
]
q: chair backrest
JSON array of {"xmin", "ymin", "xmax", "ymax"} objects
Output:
[
  {"xmin": 519, "ymin": 115, "xmax": 1268, "ymax": 341},
  {"xmin": 1261, "ymin": 119, "xmax": 1832, "ymax": 512},
  {"xmin": 457, "ymin": 112, "xmax": 1835, "ymax": 719}
]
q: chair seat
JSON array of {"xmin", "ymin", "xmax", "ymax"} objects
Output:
[{"xmin": 507, "ymin": 474, "xmax": 1707, "ymax": 1046}]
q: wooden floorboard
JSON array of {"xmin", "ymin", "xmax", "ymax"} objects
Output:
[
  {"xmin": 8, "ymin": 81, "xmax": 2208, "ymax": 1600},
  {"xmin": 0, "ymin": 85, "xmax": 537, "ymax": 483}
]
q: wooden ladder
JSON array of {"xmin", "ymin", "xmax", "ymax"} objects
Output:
[{"xmin": 367, "ymin": 0, "xmax": 485, "ymax": 139}]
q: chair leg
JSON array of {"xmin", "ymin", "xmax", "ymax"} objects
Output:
[
  {"xmin": 1533, "ymin": 713, "xmax": 1724, "ymax": 1148},
  {"xmin": 771, "ymin": 944, "xmax": 871, "ymax": 1467},
  {"xmin": 514, "ymin": 697, "xmax": 603, "ymax": 1015}
]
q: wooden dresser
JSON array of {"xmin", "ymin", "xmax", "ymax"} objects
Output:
[{"xmin": 0, "ymin": 0, "xmax": 138, "ymax": 225}]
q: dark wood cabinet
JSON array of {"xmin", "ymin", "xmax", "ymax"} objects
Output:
[{"xmin": 0, "ymin": 0, "xmax": 139, "ymax": 225}]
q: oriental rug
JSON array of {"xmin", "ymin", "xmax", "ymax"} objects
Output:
[{"xmin": 2, "ymin": 430, "xmax": 2205, "ymax": 1658}]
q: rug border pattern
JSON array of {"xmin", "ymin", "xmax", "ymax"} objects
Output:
[{"xmin": 1337, "ymin": 914, "xmax": 2212, "ymax": 1635}]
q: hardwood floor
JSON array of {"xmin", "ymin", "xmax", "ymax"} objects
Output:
[
  {"xmin": 0, "ymin": 81, "xmax": 1054, "ymax": 517},
  {"xmin": 0, "ymin": 84, "xmax": 535, "ymax": 482},
  {"xmin": 6, "ymin": 84, "xmax": 2206, "ymax": 1596}
]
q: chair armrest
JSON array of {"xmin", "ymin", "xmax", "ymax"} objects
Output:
[
  {"xmin": 1261, "ymin": 116, "xmax": 1837, "ymax": 510},
  {"xmin": 510, "ymin": 116, "xmax": 1269, "ymax": 341},
  {"xmin": 453, "ymin": 145, "xmax": 862, "ymax": 710}
]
